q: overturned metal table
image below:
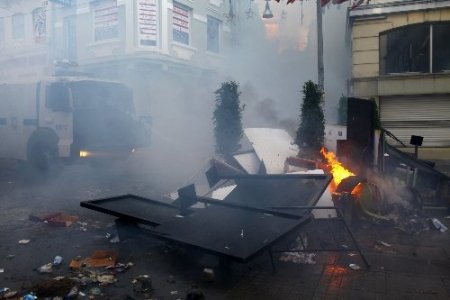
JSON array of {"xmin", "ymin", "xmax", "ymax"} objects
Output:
[{"xmin": 80, "ymin": 174, "xmax": 369, "ymax": 268}]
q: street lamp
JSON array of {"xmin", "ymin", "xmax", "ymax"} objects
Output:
[{"xmin": 262, "ymin": 0, "xmax": 274, "ymax": 19}]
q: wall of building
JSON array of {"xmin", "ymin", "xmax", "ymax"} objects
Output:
[
  {"xmin": 351, "ymin": 6, "xmax": 450, "ymax": 98},
  {"xmin": 0, "ymin": 0, "xmax": 51, "ymax": 80},
  {"xmin": 350, "ymin": 1, "xmax": 450, "ymax": 158}
]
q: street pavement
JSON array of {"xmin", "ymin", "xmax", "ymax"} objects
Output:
[{"xmin": 0, "ymin": 157, "xmax": 449, "ymax": 300}]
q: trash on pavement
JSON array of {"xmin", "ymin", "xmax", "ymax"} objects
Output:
[
  {"xmin": 37, "ymin": 263, "xmax": 53, "ymax": 273},
  {"xmin": 431, "ymin": 218, "xmax": 448, "ymax": 232},
  {"xmin": 105, "ymin": 262, "xmax": 133, "ymax": 273},
  {"xmin": 29, "ymin": 212, "xmax": 79, "ymax": 227},
  {"xmin": 0, "ymin": 269, "xmax": 4, "ymax": 273},
  {"xmin": 109, "ymin": 235, "xmax": 120, "ymax": 243},
  {"xmin": 378, "ymin": 241, "xmax": 392, "ymax": 247},
  {"xmin": 170, "ymin": 290, "xmax": 178, "ymax": 295},
  {"xmin": 96, "ymin": 274, "xmax": 117, "ymax": 285},
  {"xmin": 69, "ymin": 250, "xmax": 118, "ymax": 269},
  {"xmin": 66, "ymin": 286, "xmax": 78, "ymax": 298},
  {"xmin": 0, "ymin": 287, "xmax": 18, "ymax": 299},
  {"xmin": 18, "ymin": 239, "xmax": 30, "ymax": 244},
  {"xmin": 202, "ymin": 268, "xmax": 215, "ymax": 282},
  {"xmin": 348, "ymin": 263, "xmax": 361, "ymax": 270},
  {"xmin": 89, "ymin": 287, "xmax": 102, "ymax": 295},
  {"xmin": 53, "ymin": 256, "xmax": 63, "ymax": 266},
  {"xmin": 132, "ymin": 275, "xmax": 153, "ymax": 293},
  {"xmin": 6, "ymin": 255, "xmax": 15, "ymax": 259},
  {"xmin": 22, "ymin": 294, "xmax": 37, "ymax": 300}
]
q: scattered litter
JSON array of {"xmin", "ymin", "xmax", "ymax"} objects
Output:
[
  {"xmin": 240, "ymin": 229, "xmax": 244, "ymax": 238},
  {"xmin": 105, "ymin": 233, "xmax": 111, "ymax": 239},
  {"xmin": 378, "ymin": 241, "xmax": 392, "ymax": 247},
  {"xmin": 69, "ymin": 250, "xmax": 118, "ymax": 269},
  {"xmin": 348, "ymin": 263, "xmax": 361, "ymax": 270},
  {"xmin": 348, "ymin": 253, "xmax": 358, "ymax": 257},
  {"xmin": 96, "ymin": 274, "xmax": 117, "ymax": 285},
  {"xmin": 341, "ymin": 244, "xmax": 349, "ymax": 249},
  {"xmin": 22, "ymin": 294, "xmax": 37, "ymax": 300},
  {"xmin": 132, "ymin": 275, "xmax": 153, "ymax": 293},
  {"xmin": 37, "ymin": 263, "xmax": 53, "ymax": 273},
  {"xmin": 431, "ymin": 218, "xmax": 448, "ymax": 233},
  {"xmin": 170, "ymin": 291, "xmax": 178, "ymax": 295},
  {"xmin": 202, "ymin": 268, "xmax": 215, "ymax": 282},
  {"xmin": 18, "ymin": 239, "xmax": 30, "ymax": 244},
  {"xmin": 106, "ymin": 262, "xmax": 133, "ymax": 273},
  {"xmin": 279, "ymin": 235, "xmax": 316, "ymax": 264},
  {"xmin": 6, "ymin": 254, "xmax": 15, "ymax": 259},
  {"xmin": 89, "ymin": 287, "xmax": 102, "ymax": 295},
  {"xmin": 279, "ymin": 252, "xmax": 316, "ymax": 264},
  {"xmin": 53, "ymin": 256, "xmax": 63, "ymax": 266},
  {"xmin": 79, "ymin": 291, "xmax": 86, "ymax": 297},
  {"xmin": 109, "ymin": 235, "xmax": 120, "ymax": 243},
  {"xmin": 29, "ymin": 212, "xmax": 79, "ymax": 227},
  {"xmin": 444, "ymin": 215, "xmax": 450, "ymax": 219},
  {"xmin": 0, "ymin": 288, "xmax": 17, "ymax": 299},
  {"xmin": 66, "ymin": 286, "xmax": 78, "ymax": 297},
  {"xmin": 32, "ymin": 277, "xmax": 78, "ymax": 298}
]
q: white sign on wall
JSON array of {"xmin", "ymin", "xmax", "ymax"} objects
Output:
[
  {"xmin": 137, "ymin": 0, "xmax": 159, "ymax": 46},
  {"xmin": 172, "ymin": 2, "xmax": 190, "ymax": 45},
  {"xmin": 93, "ymin": 0, "xmax": 118, "ymax": 41}
]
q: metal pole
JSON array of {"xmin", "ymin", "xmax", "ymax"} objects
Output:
[{"xmin": 316, "ymin": 0, "xmax": 324, "ymax": 93}]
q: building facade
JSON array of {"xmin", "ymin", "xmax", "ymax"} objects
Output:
[
  {"xmin": 0, "ymin": 0, "xmax": 234, "ymax": 113},
  {"xmin": 349, "ymin": 0, "xmax": 450, "ymax": 159}
]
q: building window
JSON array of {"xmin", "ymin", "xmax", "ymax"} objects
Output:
[
  {"xmin": 380, "ymin": 22, "xmax": 450, "ymax": 75},
  {"xmin": 92, "ymin": 0, "xmax": 118, "ymax": 41},
  {"xmin": 172, "ymin": 2, "xmax": 190, "ymax": 45},
  {"xmin": 207, "ymin": 16, "xmax": 220, "ymax": 53},
  {"xmin": 12, "ymin": 13, "xmax": 25, "ymax": 39},
  {"xmin": 32, "ymin": 7, "xmax": 46, "ymax": 43},
  {"xmin": 137, "ymin": 0, "xmax": 159, "ymax": 47},
  {"xmin": 433, "ymin": 23, "xmax": 450, "ymax": 72}
]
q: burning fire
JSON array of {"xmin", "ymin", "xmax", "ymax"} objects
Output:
[
  {"xmin": 320, "ymin": 147, "xmax": 364, "ymax": 197},
  {"xmin": 320, "ymin": 147, "xmax": 355, "ymax": 186}
]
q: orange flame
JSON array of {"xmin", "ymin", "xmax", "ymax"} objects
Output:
[{"xmin": 320, "ymin": 147, "xmax": 355, "ymax": 187}]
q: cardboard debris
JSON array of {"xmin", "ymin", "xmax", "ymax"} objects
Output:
[
  {"xmin": 69, "ymin": 250, "xmax": 118, "ymax": 269},
  {"xmin": 30, "ymin": 212, "xmax": 79, "ymax": 227}
]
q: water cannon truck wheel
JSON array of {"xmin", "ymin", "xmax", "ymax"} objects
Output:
[{"xmin": 27, "ymin": 137, "xmax": 60, "ymax": 171}]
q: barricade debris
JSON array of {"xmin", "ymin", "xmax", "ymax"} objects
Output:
[
  {"xmin": 29, "ymin": 212, "xmax": 79, "ymax": 227},
  {"xmin": 69, "ymin": 250, "xmax": 118, "ymax": 269}
]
